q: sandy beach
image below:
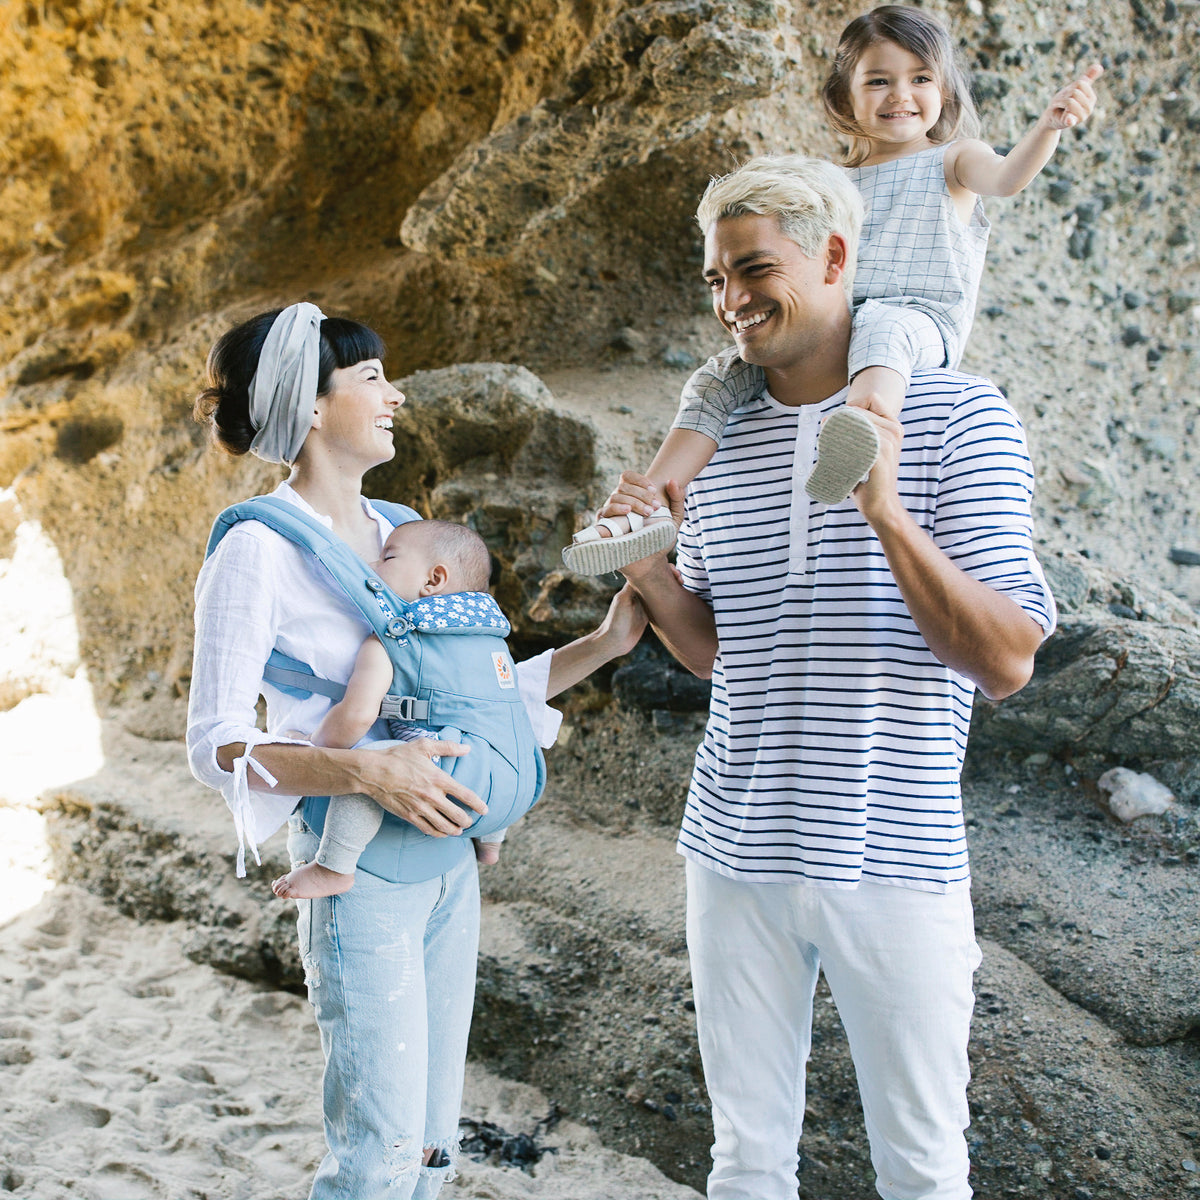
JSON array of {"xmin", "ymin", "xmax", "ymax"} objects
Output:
[
  {"xmin": 0, "ymin": 879, "xmax": 701, "ymax": 1200},
  {"xmin": 0, "ymin": 519, "xmax": 700, "ymax": 1200}
]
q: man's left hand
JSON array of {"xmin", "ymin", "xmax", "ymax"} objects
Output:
[{"xmin": 849, "ymin": 410, "xmax": 906, "ymax": 530}]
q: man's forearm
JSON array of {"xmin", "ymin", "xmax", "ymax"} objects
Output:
[
  {"xmin": 622, "ymin": 560, "xmax": 719, "ymax": 679},
  {"xmin": 869, "ymin": 505, "xmax": 1044, "ymax": 701}
]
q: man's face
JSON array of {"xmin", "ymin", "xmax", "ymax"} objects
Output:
[{"xmin": 702, "ymin": 214, "xmax": 837, "ymax": 377}]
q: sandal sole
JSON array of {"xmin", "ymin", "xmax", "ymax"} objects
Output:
[
  {"xmin": 804, "ymin": 407, "xmax": 881, "ymax": 505},
  {"xmin": 561, "ymin": 519, "xmax": 677, "ymax": 575}
]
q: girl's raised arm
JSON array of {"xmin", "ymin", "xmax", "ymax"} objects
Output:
[{"xmin": 946, "ymin": 63, "xmax": 1103, "ymax": 199}]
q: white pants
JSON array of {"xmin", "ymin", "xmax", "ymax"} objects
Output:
[{"xmin": 685, "ymin": 860, "xmax": 982, "ymax": 1200}]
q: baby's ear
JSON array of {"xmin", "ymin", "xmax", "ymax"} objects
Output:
[{"xmin": 419, "ymin": 563, "xmax": 449, "ymax": 597}]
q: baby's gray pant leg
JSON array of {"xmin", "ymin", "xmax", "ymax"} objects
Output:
[
  {"xmin": 673, "ymin": 352, "xmax": 767, "ymax": 442},
  {"xmin": 314, "ymin": 793, "xmax": 384, "ymax": 875},
  {"xmin": 848, "ymin": 300, "xmax": 949, "ymax": 381}
]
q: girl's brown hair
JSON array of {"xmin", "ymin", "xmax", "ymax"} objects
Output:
[{"xmin": 822, "ymin": 5, "xmax": 980, "ymax": 167}]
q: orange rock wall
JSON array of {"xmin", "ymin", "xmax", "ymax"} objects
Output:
[{"xmin": 1, "ymin": 0, "xmax": 1197, "ymax": 730}]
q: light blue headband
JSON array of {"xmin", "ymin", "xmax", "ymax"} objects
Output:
[{"xmin": 247, "ymin": 302, "xmax": 326, "ymax": 465}]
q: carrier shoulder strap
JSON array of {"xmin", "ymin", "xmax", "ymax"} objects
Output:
[{"xmin": 205, "ymin": 494, "xmax": 430, "ymax": 717}]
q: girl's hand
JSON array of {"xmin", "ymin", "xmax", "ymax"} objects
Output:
[{"xmin": 1044, "ymin": 63, "xmax": 1103, "ymax": 130}]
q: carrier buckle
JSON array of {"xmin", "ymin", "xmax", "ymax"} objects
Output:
[{"xmin": 381, "ymin": 694, "xmax": 430, "ymax": 722}]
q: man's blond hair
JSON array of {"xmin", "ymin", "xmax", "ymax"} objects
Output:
[{"xmin": 696, "ymin": 155, "xmax": 863, "ymax": 299}]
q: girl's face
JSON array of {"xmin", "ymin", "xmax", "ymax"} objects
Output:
[
  {"xmin": 848, "ymin": 39, "xmax": 944, "ymax": 157},
  {"xmin": 311, "ymin": 358, "xmax": 403, "ymax": 469}
]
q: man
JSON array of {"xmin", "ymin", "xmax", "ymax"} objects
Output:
[{"xmin": 618, "ymin": 156, "xmax": 1056, "ymax": 1200}]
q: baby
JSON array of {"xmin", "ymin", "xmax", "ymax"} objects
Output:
[{"xmin": 272, "ymin": 519, "xmax": 507, "ymax": 900}]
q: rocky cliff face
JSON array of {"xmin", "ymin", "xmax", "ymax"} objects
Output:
[{"xmin": 3, "ymin": 0, "xmax": 1197, "ymax": 721}]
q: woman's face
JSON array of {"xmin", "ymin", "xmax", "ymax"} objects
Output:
[{"xmin": 312, "ymin": 359, "xmax": 404, "ymax": 468}]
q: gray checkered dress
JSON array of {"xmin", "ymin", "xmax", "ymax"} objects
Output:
[{"xmin": 675, "ymin": 143, "xmax": 990, "ymax": 441}]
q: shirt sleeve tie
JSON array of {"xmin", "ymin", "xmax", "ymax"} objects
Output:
[{"xmin": 226, "ymin": 734, "xmax": 281, "ymax": 878}]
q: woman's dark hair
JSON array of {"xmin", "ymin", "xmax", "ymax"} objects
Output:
[
  {"xmin": 822, "ymin": 5, "xmax": 980, "ymax": 167},
  {"xmin": 194, "ymin": 309, "xmax": 388, "ymax": 456}
]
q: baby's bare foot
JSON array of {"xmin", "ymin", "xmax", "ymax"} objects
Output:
[
  {"xmin": 473, "ymin": 840, "xmax": 501, "ymax": 865},
  {"xmin": 272, "ymin": 862, "xmax": 355, "ymax": 900}
]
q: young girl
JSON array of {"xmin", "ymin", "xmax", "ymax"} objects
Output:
[{"xmin": 563, "ymin": 4, "xmax": 1102, "ymax": 575}]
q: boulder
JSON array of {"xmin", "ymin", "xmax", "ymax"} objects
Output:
[
  {"xmin": 366, "ymin": 362, "xmax": 621, "ymax": 635},
  {"xmin": 972, "ymin": 617, "xmax": 1200, "ymax": 801}
]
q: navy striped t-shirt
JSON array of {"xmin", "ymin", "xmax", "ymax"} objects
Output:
[{"xmin": 675, "ymin": 369, "xmax": 1056, "ymax": 893}]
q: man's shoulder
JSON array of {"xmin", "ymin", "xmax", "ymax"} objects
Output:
[{"xmin": 904, "ymin": 368, "xmax": 1021, "ymax": 424}]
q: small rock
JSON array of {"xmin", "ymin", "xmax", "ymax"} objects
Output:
[
  {"xmin": 611, "ymin": 326, "xmax": 647, "ymax": 353},
  {"xmin": 1170, "ymin": 547, "xmax": 1200, "ymax": 566},
  {"xmin": 1097, "ymin": 766, "xmax": 1176, "ymax": 822},
  {"xmin": 1068, "ymin": 227, "xmax": 1095, "ymax": 260},
  {"xmin": 1047, "ymin": 179, "xmax": 1073, "ymax": 204},
  {"xmin": 1184, "ymin": 1158, "xmax": 1198, "ymax": 1172},
  {"xmin": 1123, "ymin": 291, "xmax": 1145, "ymax": 309},
  {"xmin": 661, "ymin": 347, "xmax": 695, "ymax": 369},
  {"xmin": 1121, "ymin": 325, "xmax": 1149, "ymax": 346}
]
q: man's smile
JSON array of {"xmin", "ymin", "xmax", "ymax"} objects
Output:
[{"xmin": 727, "ymin": 309, "xmax": 773, "ymax": 334}]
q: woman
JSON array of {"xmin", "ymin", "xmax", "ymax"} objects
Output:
[{"xmin": 186, "ymin": 303, "xmax": 644, "ymax": 1198}]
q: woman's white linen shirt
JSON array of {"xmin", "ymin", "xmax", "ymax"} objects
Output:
[{"xmin": 186, "ymin": 482, "xmax": 557, "ymax": 873}]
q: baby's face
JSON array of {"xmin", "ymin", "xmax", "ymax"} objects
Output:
[{"xmin": 374, "ymin": 531, "xmax": 438, "ymax": 601}]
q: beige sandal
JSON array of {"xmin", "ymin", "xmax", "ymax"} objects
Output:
[
  {"xmin": 561, "ymin": 507, "xmax": 677, "ymax": 575},
  {"xmin": 804, "ymin": 407, "xmax": 881, "ymax": 505}
]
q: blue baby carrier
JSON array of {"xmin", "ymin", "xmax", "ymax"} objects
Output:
[{"xmin": 205, "ymin": 495, "xmax": 546, "ymax": 883}]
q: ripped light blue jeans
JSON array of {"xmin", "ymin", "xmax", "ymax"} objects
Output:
[{"xmin": 288, "ymin": 815, "xmax": 480, "ymax": 1200}]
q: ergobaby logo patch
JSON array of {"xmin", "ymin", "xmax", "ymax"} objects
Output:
[{"xmin": 493, "ymin": 652, "xmax": 515, "ymax": 689}]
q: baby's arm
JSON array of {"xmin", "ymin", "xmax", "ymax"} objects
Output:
[
  {"xmin": 545, "ymin": 585, "xmax": 648, "ymax": 698},
  {"xmin": 946, "ymin": 63, "xmax": 1103, "ymax": 199},
  {"xmin": 310, "ymin": 635, "xmax": 394, "ymax": 750}
]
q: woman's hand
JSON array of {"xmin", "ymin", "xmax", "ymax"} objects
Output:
[{"xmin": 355, "ymin": 739, "xmax": 487, "ymax": 836}]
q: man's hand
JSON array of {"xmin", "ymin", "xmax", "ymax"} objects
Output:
[
  {"xmin": 849, "ymin": 410, "xmax": 905, "ymax": 529},
  {"xmin": 360, "ymin": 739, "xmax": 487, "ymax": 836},
  {"xmin": 599, "ymin": 470, "xmax": 684, "ymax": 526}
]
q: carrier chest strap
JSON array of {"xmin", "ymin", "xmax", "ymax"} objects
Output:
[{"xmin": 262, "ymin": 660, "xmax": 430, "ymax": 722}]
